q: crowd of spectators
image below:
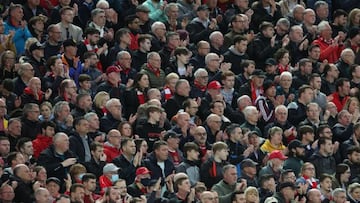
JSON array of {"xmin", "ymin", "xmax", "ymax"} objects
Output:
[{"xmin": 0, "ymin": 0, "xmax": 359, "ymax": 202}]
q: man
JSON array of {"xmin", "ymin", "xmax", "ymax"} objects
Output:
[
  {"xmin": 60, "ymin": 39, "xmax": 84, "ymax": 86},
  {"xmin": 140, "ymin": 52, "xmax": 166, "ymax": 89},
  {"xmin": 292, "ymin": 58, "xmax": 313, "ymax": 89},
  {"xmin": 0, "ymin": 136, "xmax": 10, "ymax": 163},
  {"xmin": 164, "ymin": 130, "xmax": 183, "ymax": 166},
  {"xmin": 0, "ymin": 184, "xmax": 15, "ymax": 203},
  {"xmin": 344, "ymin": 27, "xmax": 360, "ymax": 65},
  {"xmin": 332, "ymin": 110, "xmax": 356, "ymax": 143},
  {"xmin": 258, "ymin": 174, "xmax": 276, "ymax": 203},
  {"xmin": 132, "ymin": 34, "xmax": 152, "ymax": 71},
  {"xmin": 336, "ymin": 48, "xmax": 355, "ymax": 79},
  {"xmin": 70, "ymin": 184, "xmax": 85, "ymax": 203},
  {"xmin": 164, "ymin": 79, "xmax": 191, "ymax": 120},
  {"xmin": 13, "ymin": 63, "xmax": 35, "ymax": 96},
  {"xmin": 56, "ymin": 6, "xmax": 83, "ymax": 42},
  {"xmin": 149, "ymin": 22, "xmax": 166, "ymax": 52},
  {"xmin": 84, "ymin": 112, "xmax": 104, "ymax": 142},
  {"xmin": 82, "ymin": 173, "xmax": 101, "ymax": 203},
  {"xmin": 16, "ymin": 137, "xmax": 34, "ymax": 164},
  {"xmin": 203, "ymin": 114, "xmax": 222, "ymax": 144},
  {"xmin": 212, "ymin": 164, "xmax": 246, "ymax": 202},
  {"xmin": 71, "ymin": 93, "xmax": 93, "ymax": 118},
  {"xmin": 169, "ymin": 173, "xmax": 195, "ymax": 203},
  {"xmin": 299, "ymin": 102, "xmax": 327, "ymax": 133},
  {"xmin": 125, "ymin": 15, "xmax": 141, "ymax": 51},
  {"xmin": 298, "ymin": 125, "xmax": 316, "ymax": 161},
  {"xmin": 200, "ymin": 191, "xmax": 216, "ymax": 203},
  {"xmin": 309, "ymin": 74, "xmax": 327, "ymax": 111},
  {"xmin": 239, "ymin": 159, "xmax": 258, "ymax": 187},
  {"xmin": 223, "ymin": 35, "xmax": 249, "ymax": 75},
  {"xmin": 34, "ymin": 188, "xmax": 52, "ymax": 203},
  {"xmin": 332, "ymin": 188, "xmax": 347, "ymax": 203},
  {"xmin": 309, "ymin": 137, "xmax": 336, "ymax": 177},
  {"xmin": 301, "ymin": 9, "xmax": 317, "ymax": 43},
  {"xmin": 11, "ymin": 164, "xmax": 34, "ymax": 203},
  {"xmin": 88, "ymin": 8, "xmax": 113, "ymax": 41},
  {"xmin": 240, "ymin": 106, "xmax": 262, "ymax": 138},
  {"xmin": 259, "ymin": 150, "xmax": 287, "ymax": 182},
  {"xmin": 250, "ymin": 0, "xmax": 282, "ymax": 33},
  {"xmin": 103, "ymin": 129, "xmax": 122, "ymax": 163},
  {"xmin": 287, "ymin": 85, "xmax": 314, "ymax": 126},
  {"xmin": 176, "ymin": 142, "xmax": 200, "ymax": 186},
  {"xmin": 69, "ymin": 117, "xmax": 91, "ymax": 163},
  {"xmin": 113, "ymin": 51, "xmax": 136, "ymax": 90},
  {"xmin": 209, "ymin": 31, "xmax": 226, "ymax": 56},
  {"xmin": 25, "ymin": 42, "xmax": 46, "ymax": 77},
  {"xmin": 38, "ymin": 133, "xmax": 77, "ymax": 187},
  {"xmin": 6, "ymin": 118, "xmax": 22, "ymax": 152},
  {"xmin": 102, "ymin": 186, "xmax": 121, "ymax": 203},
  {"xmin": 223, "ymin": 14, "xmax": 249, "ymax": 49},
  {"xmin": 193, "ymin": 126, "xmax": 212, "ymax": 163},
  {"xmin": 350, "ymin": 64, "xmax": 360, "ymax": 92},
  {"xmin": 113, "ymin": 138, "xmax": 141, "ymax": 185},
  {"xmin": 108, "ymin": 28, "xmax": 131, "ymax": 64},
  {"xmin": 190, "ymin": 41, "xmax": 210, "ymax": 70},
  {"xmin": 21, "ymin": 103, "xmax": 41, "ymax": 140},
  {"xmin": 190, "ymin": 68, "xmax": 209, "ymax": 99},
  {"xmin": 238, "ymin": 69, "xmax": 266, "ymax": 104},
  {"xmin": 4, "ymin": 4, "xmax": 32, "ymax": 56},
  {"xmin": 201, "ymin": 141, "xmax": 229, "ymax": 189},
  {"xmin": 85, "ymin": 142, "xmax": 106, "ymax": 179},
  {"xmin": 144, "ymin": 141, "xmax": 175, "ymax": 190},
  {"xmin": 307, "ymin": 189, "xmax": 322, "ymax": 203},
  {"xmin": 159, "ymin": 32, "xmax": 181, "ymax": 69},
  {"xmin": 270, "ymin": 182, "xmax": 300, "ymax": 203},
  {"xmin": 186, "ymin": 5, "xmax": 217, "ymax": 44},
  {"xmin": 321, "ymin": 64, "xmax": 339, "ymax": 95},
  {"xmin": 226, "ymin": 124, "xmax": 253, "ymax": 166},
  {"xmin": 236, "ymin": 60, "xmax": 256, "ymax": 88},
  {"xmin": 283, "ymin": 139, "xmax": 305, "ymax": 177},
  {"xmin": 330, "ymin": 78, "xmax": 351, "ymax": 112},
  {"xmin": 286, "ymin": 25, "xmax": 308, "ymax": 66},
  {"xmin": 340, "ymin": 122, "xmax": 360, "ymax": 160},
  {"xmin": 312, "ymin": 21, "xmax": 345, "ymax": 64},
  {"xmin": 331, "ymin": 9, "xmax": 348, "ymax": 38},
  {"xmin": 96, "ymin": 66, "xmax": 126, "ymax": 101},
  {"xmin": 76, "ymin": 27, "xmax": 105, "ymax": 67},
  {"xmin": 343, "ymin": 146, "xmax": 360, "ymax": 182},
  {"xmin": 183, "ymin": 99, "xmax": 201, "ymax": 126},
  {"xmin": 0, "ymin": 99, "xmax": 8, "ymax": 136},
  {"xmin": 100, "ymin": 99, "xmax": 124, "ymax": 133},
  {"xmin": 127, "ymin": 167, "xmax": 152, "ymax": 197},
  {"xmin": 52, "ymin": 101, "xmax": 72, "ymax": 134}
]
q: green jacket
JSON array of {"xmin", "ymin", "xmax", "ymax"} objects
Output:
[
  {"xmin": 211, "ymin": 180, "xmax": 237, "ymax": 203},
  {"xmin": 140, "ymin": 63, "xmax": 166, "ymax": 89}
]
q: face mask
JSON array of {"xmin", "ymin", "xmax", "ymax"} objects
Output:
[
  {"xmin": 140, "ymin": 178, "xmax": 151, "ymax": 186},
  {"xmin": 78, "ymin": 173, "xmax": 85, "ymax": 181},
  {"xmin": 111, "ymin": 174, "xmax": 119, "ymax": 183}
]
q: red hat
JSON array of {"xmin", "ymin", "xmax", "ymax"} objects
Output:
[
  {"xmin": 136, "ymin": 167, "xmax": 151, "ymax": 176},
  {"xmin": 268, "ymin": 150, "xmax": 287, "ymax": 160},
  {"xmin": 106, "ymin": 66, "xmax": 121, "ymax": 75},
  {"xmin": 207, "ymin": 81, "xmax": 221, "ymax": 90}
]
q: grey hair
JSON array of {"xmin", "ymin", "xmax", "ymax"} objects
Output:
[
  {"xmin": 91, "ymin": 8, "xmax": 105, "ymax": 20},
  {"xmin": 314, "ymin": 0, "xmax": 328, "ymax": 10},
  {"xmin": 53, "ymin": 101, "xmax": 69, "ymax": 118},
  {"xmin": 84, "ymin": 112, "xmax": 98, "ymax": 121},
  {"xmin": 275, "ymin": 105, "xmax": 287, "ymax": 114},
  {"xmin": 194, "ymin": 68, "xmax": 207, "ymax": 78},
  {"xmin": 276, "ymin": 18, "xmax": 290, "ymax": 28},
  {"xmin": 105, "ymin": 98, "xmax": 120, "ymax": 110},
  {"xmin": 151, "ymin": 21, "xmax": 165, "ymax": 33},
  {"xmin": 117, "ymin": 51, "xmax": 131, "ymax": 61},
  {"xmin": 209, "ymin": 31, "xmax": 223, "ymax": 42},
  {"xmin": 340, "ymin": 48, "xmax": 355, "ymax": 58},
  {"xmin": 165, "ymin": 3, "xmax": 178, "ymax": 15},
  {"xmin": 242, "ymin": 106, "xmax": 257, "ymax": 119},
  {"xmin": 147, "ymin": 52, "xmax": 160, "ymax": 61},
  {"xmin": 205, "ymin": 53, "xmax": 218, "ymax": 65},
  {"xmin": 18, "ymin": 62, "xmax": 32, "ymax": 76},
  {"xmin": 279, "ymin": 71, "xmax": 292, "ymax": 80},
  {"xmin": 332, "ymin": 188, "xmax": 346, "ymax": 198},
  {"xmin": 23, "ymin": 103, "xmax": 39, "ymax": 117},
  {"xmin": 96, "ymin": 0, "xmax": 109, "ymax": 8},
  {"xmin": 317, "ymin": 21, "xmax": 330, "ymax": 33}
]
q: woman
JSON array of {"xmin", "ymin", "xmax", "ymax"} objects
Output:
[
  {"xmin": 348, "ymin": 8, "xmax": 360, "ymax": 28},
  {"xmin": 348, "ymin": 183, "xmax": 360, "ymax": 203},
  {"xmin": 39, "ymin": 102, "xmax": 53, "ymax": 122},
  {"xmin": 124, "ymin": 73, "xmax": 149, "ymax": 119},
  {"xmin": 260, "ymin": 126, "xmax": 286, "ymax": 153},
  {"xmin": 43, "ymin": 56, "xmax": 69, "ymax": 100},
  {"xmin": 165, "ymin": 47, "xmax": 193, "ymax": 81},
  {"xmin": 118, "ymin": 121, "xmax": 134, "ymax": 139},
  {"xmin": 33, "ymin": 166, "xmax": 47, "ymax": 188},
  {"xmin": 93, "ymin": 91, "xmax": 110, "ymax": 119},
  {"xmin": 0, "ymin": 50, "xmax": 17, "ymax": 80},
  {"xmin": 343, "ymin": 97, "xmax": 360, "ymax": 115},
  {"xmin": 276, "ymin": 71, "xmax": 297, "ymax": 105},
  {"xmin": 135, "ymin": 138, "xmax": 148, "ymax": 160},
  {"xmin": 245, "ymin": 186, "xmax": 260, "ymax": 203},
  {"xmin": 296, "ymin": 162, "xmax": 319, "ymax": 192},
  {"xmin": 69, "ymin": 163, "xmax": 87, "ymax": 184},
  {"xmin": 333, "ymin": 163, "xmax": 351, "ymax": 190},
  {"xmin": 274, "ymin": 48, "xmax": 291, "ymax": 74}
]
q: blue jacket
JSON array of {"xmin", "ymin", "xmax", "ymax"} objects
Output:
[{"xmin": 4, "ymin": 20, "xmax": 32, "ymax": 56}]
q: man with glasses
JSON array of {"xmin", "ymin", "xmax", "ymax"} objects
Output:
[
  {"xmin": 21, "ymin": 103, "xmax": 41, "ymax": 140},
  {"xmin": 224, "ymin": 14, "xmax": 249, "ymax": 49},
  {"xmin": 193, "ymin": 126, "xmax": 211, "ymax": 163},
  {"xmin": 44, "ymin": 24, "xmax": 62, "ymax": 60},
  {"xmin": 56, "ymin": 6, "xmax": 83, "ymax": 42},
  {"xmin": 190, "ymin": 41, "xmax": 210, "ymax": 69},
  {"xmin": 190, "ymin": 68, "xmax": 209, "ymax": 99},
  {"xmin": 13, "ymin": 63, "xmax": 35, "ymax": 96}
]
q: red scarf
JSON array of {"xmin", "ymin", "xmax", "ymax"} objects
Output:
[
  {"xmin": 194, "ymin": 80, "xmax": 207, "ymax": 92},
  {"xmin": 319, "ymin": 37, "xmax": 334, "ymax": 45},
  {"xmin": 278, "ymin": 64, "xmax": 289, "ymax": 74},
  {"xmin": 250, "ymin": 81, "xmax": 263, "ymax": 104},
  {"xmin": 147, "ymin": 63, "xmax": 160, "ymax": 77},
  {"xmin": 84, "ymin": 39, "xmax": 103, "ymax": 71},
  {"xmin": 24, "ymin": 87, "xmax": 43, "ymax": 102},
  {"xmin": 163, "ymin": 86, "xmax": 173, "ymax": 101},
  {"xmin": 303, "ymin": 175, "xmax": 318, "ymax": 188},
  {"xmin": 137, "ymin": 90, "xmax": 146, "ymax": 104}
]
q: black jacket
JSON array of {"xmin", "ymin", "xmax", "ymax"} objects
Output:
[
  {"xmin": 309, "ymin": 152, "xmax": 336, "ymax": 177},
  {"xmin": 21, "ymin": 117, "xmax": 41, "ymax": 140},
  {"xmin": 11, "ymin": 175, "xmax": 34, "ymax": 203},
  {"xmin": 84, "ymin": 157, "xmax": 106, "ymax": 179},
  {"xmin": 247, "ymin": 34, "xmax": 280, "ymax": 69},
  {"xmin": 186, "ymin": 18, "xmax": 215, "ymax": 44},
  {"xmin": 69, "ymin": 132, "xmax": 92, "ymax": 163},
  {"xmin": 250, "ymin": 1, "xmax": 282, "ymax": 33},
  {"xmin": 143, "ymin": 152, "xmax": 175, "ymax": 186},
  {"xmin": 113, "ymin": 154, "xmax": 137, "ymax": 185},
  {"xmin": 37, "ymin": 145, "xmax": 76, "ymax": 187},
  {"xmin": 163, "ymin": 93, "xmax": 189, "ymax": 120},
  {"xmin": 200, "ymin": 157, "xmax": 228, "ymax": 189},
  {"xmin": 223, "ymin": 47, "xmax": 249, "ymax": 75},
  {"xmin": 100, "ymin": 113, "xmax": 124, "ymax": 134}
]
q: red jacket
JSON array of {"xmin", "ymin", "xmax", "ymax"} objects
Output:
[
  {"xmin": 331, "ymin": 91, "xmax": 349, "ymax": 112},
  {"xmin": 32, "ymin": 135, "xmax": 53, "ymax": 158},
  {"xmin": 99, "ymin": 175, "xmax": 112, "ymax": 195},
  {"xmin": 103, "ymin": 143, "xmax": 122, "ymax": 163},
  {"xmin": 312, "ymin": 37, "xmax": 344, "ymax": 63}
]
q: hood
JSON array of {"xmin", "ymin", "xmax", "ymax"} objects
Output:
[{"xmin": 228, "ymin": 45, "xmax": 245, "ymax": 56}]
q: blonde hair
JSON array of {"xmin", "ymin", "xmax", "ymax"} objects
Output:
[{"xmin": 93, "ymin": 91, "xmax": 110, "ymax": 108}]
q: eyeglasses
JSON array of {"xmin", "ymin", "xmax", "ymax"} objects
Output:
[
  {"xmin": 196, "ymin": 133, "xmax": 207, "ymax": 136},
  {"xmin": 199, "ymin": 76, "xmax": 208, "ymax": 79}
]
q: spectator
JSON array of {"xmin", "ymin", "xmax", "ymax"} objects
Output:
[
  {"xmin": 259, "ymin": 150, "xmax": 287, "ymax": 182},
  {"xmin": 239, "ymin": 159, "xmax": 259, "ymax": 188},
  {"xmin": 238, "ymin": 69, "xmax": 265, "ymax": 104},
  {"xmin": 103, "ymin": 130, "xmax": 122, "ymax": 163},
  {"xmin": 132, "ymin": 34, "xmax": 152, "ymax": 72},
  {"xmin": 108, "ymin": 28, "xmax": 131, "ymax": 64},
  {"xmin": 283, "ymin": 140, "xmax": 306, "ymax": 177},
  {"xmin": 309, "ymin": 137, "xmax": 336, "ymax": 177},
  {"xmin": 56, "ymin": 7, "xmax": 83, "ymax": 42},
  {"xmin": 223, "ymin": 35, "xmax": 249, "ymax": 75},
  {"xmin": 260, "ymin": 126, "xmax": 286, "ymax": 153},
  {"xmin": 296, "ymin": 162, "xmax": 319, "ymax": 191},
  {"xmin": 163, "ymin": 79, "xmax": 190, "ymax": 120},
  {"xmin": 140, "ymin": 52, "xmax": 166, "ymax": 89},
  {"xmin": 21, "ymin": 103, "xmax": 41, "ymax": 140},
  {"xmin": 223, "ymin": 14, "xmax": 250, "ymax": 49},
  {"xmin": 176, "ymin": 142, "xmax": 200, "ymax": 186},
  {"xmin": 100, "ymin": 99, "xmax": 124, "ymax": 134}
]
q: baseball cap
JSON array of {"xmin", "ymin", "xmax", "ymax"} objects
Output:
[
  {"xmin": 136, "ymin": 167, "xmax": 151, "ymax": 176},
  {"xmin": 197, "ymin": 5, "xmax": 210, "ymax": 12},
  {"xmin": 46, "ymin": 177, "xmax": 61, "ymax": 186},
  {"xmin": 103, "ymin": 163, "xmax": 120, "ymax": 173},
  {"xmin": 250, "ymin": 69, "xmax": 266, "ymax": 79},
  {"xmin": 288, "ymin": 140, "xmax": 305, "ymax": 150},
  {"xmin": 29, "ymin": 42, "xmax": 45, "ymax": 52},
  {"xmin": 278, "ymin": 182, "xmax": 299, "ymax": 190},
  {"xmin": 106, "ymin": 66, "xmax": 121, "ymax": 75},
  {"xmin": 164, "ymin": 130, "xmax": 181, "ymax": 141},
  {"xmin": 241, "ymin": 158, "xmax": 258, "ymax": 168},
  {"xmin": 207, "ymin": 81, "xmax": 222, "ymax": 90},
  {"xmin": 268, "ymin": 150, "xmax": 287, "ymax": 160},
  {"xmin": 136, "ymin": 5, "xmax": 150, "ymax": 13},
  {"xmin": 265, "ymin": 58, "xmax": 276, "ymax": 66},
  {"xmin": 62, "ymin": 39, "xmax": 77, "ymax": 48}
]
